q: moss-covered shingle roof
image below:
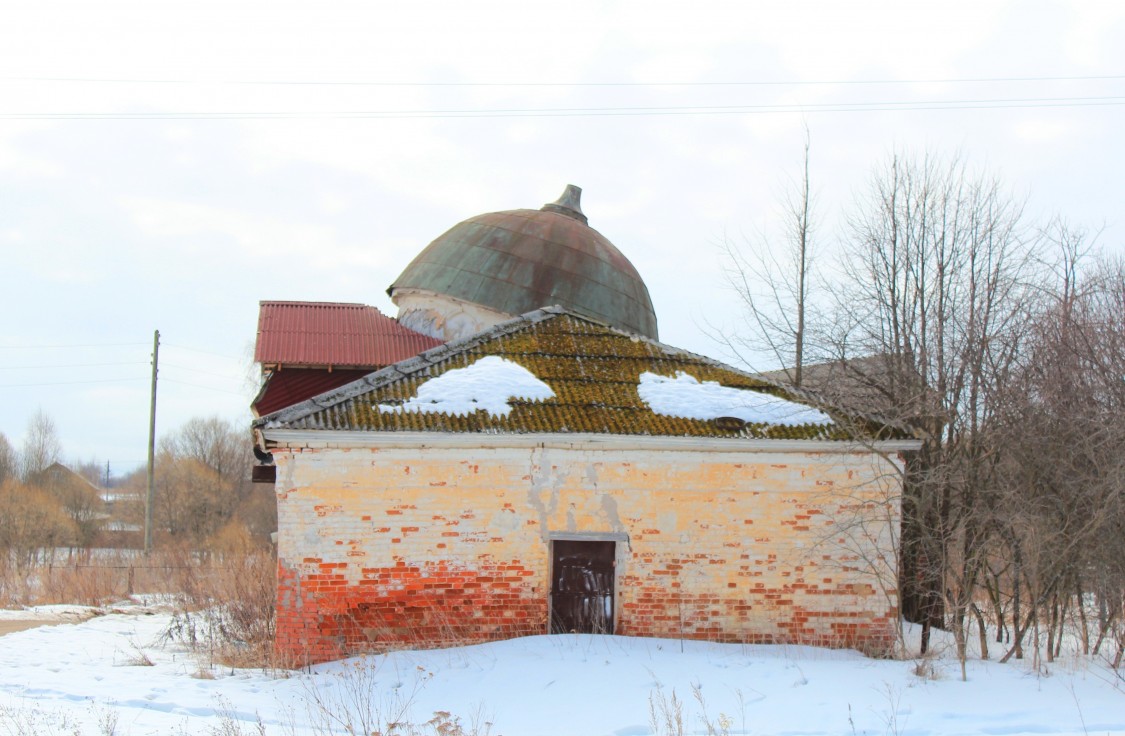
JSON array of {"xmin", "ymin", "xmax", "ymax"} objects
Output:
[{"xmin": 254, "ymin": 308, "xmax": 908, "ymax": 441}]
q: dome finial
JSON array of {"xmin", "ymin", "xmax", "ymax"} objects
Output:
[{"xmin": 542, "ymin": 184, "xmax": 588, "ymax": 224}]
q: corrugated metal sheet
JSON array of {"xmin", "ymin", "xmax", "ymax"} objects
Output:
[
  {"xmin": 255, "ymin": 308, "xmax": 909, "ymax": 441},
  {"xmin": 253, "ymin": 368, "xmax": 371, "ymax": 417},
  {"xmin": 255, "ymin": 301, "xmax": 441, "ymax": 368}
]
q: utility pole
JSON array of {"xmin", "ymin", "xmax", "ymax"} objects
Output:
[{"xmin": 144, "ymin": 330, "xmax": 159, "ymax": 555}]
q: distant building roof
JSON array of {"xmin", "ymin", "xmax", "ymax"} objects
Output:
[
  {"xmin": 256, "ymin": 308, "xmax": 912, "ymax": 442},
  {"xmin": 759, "ymin": 354, "xmax": 934, "ymax": 429},
  {"xmin": 254, "ymin": 301, "xmax": 441, "ymax": 368},
  {"xmin": 31, "ymin": 462, "xmax": 103, "ymax": 492}
]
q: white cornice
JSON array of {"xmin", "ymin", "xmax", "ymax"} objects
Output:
[{"xmin": 261, "ymin": 429, "xmax": 921, "ymax": 454}]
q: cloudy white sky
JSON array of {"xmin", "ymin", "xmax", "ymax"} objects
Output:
[{"xmin": 2, "ymin": 1, "xmax": 1122, "ymax": 475}]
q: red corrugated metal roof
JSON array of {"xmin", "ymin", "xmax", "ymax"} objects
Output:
[
  {"xmin": 252, "ymin": 368, "xmax": 372, "ymax": 417},
  {"xmin": 255, "ymin": 301, "xmax": 442, "ymax": 367}
]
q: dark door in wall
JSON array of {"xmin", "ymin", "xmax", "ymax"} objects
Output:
[{"xmin": 550, "ymin": 540, "xmax": 615, "ymax": 634}]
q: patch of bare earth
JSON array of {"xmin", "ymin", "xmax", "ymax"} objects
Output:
[{"xmin": 0, "ymin": 620, "xmax": 57, "ymax": 636}]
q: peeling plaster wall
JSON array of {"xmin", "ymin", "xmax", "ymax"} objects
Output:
[{"xmin": 273, "ymin": 442, "xmax": 902, "ymax": 663}]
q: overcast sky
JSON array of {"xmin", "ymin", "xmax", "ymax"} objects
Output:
[{"xmin": 2, "ymin": 1, "xmax": 1122, "ymax": 475}]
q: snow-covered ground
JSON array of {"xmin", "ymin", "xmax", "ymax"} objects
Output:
[{"xmin": 1, "ymin": 602, "xmax": 1123, "ymax": 735}]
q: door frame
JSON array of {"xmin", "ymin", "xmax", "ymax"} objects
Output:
[{"xmin": 547, "ymin": 531, "xmax": 627, "ymax": 634}]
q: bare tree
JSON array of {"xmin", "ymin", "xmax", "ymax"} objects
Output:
[
  {"xmin": 821, "ymin": 151, "xmax": 1047, "ymax": 673},
  {"xmin": 0, "ymin": 479, "xmax": 75, "ymax": 574},
  {"xmin": 721, "ymin": 126, "xmax": 818, "ymax": 385},
  {"xmin": 992, "ymin": 253, "xmax": 1125, "ymax": 666},
  {"xmin": 28, "ymin": 464, "xmax": 105, "ymax": 550},
  {"xmin": 122, "ymin": 416, "xmax": 268, "ymax": 550},
  {"xmin": 162, "ymin": 416, "xmax": 250, "ymax": 487},
  {"xmin": 72, "ymin": 458, "xmax": 109, "ymax": 488},
  {"xmin": 721, "ymin": 147, "xmax": 1125, "ymax": 672},
  {"xmin": 18, "ymin": 410, "xmax": 63, "ymax": 481},
  {"xmin": 151, "ymin": 451, "xmax": 237, "ymax": 545},
  {"xmin": 721, "ymin": 148, "xmax": 1057, "ymax": 667},
  {"xmin": 0, "ymin": 433, "xmax": 15, "ymax": 486}
]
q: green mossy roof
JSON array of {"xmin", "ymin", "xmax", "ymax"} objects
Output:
[{"xmin": 255, "ymin": 309, "xmax": 908, "ymax": 441}]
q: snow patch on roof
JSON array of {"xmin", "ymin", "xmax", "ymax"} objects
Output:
[
  {"xmin": 638, "ymin": 371, "xmax": 832, "ymax": 426},
  {"xmin": 377, "ymin": 356, "xmax": 555, "ymax": 418}
]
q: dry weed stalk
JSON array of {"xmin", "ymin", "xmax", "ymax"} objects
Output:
[{"xmin": 162, "ymin": 549, "xmax": 277, "ymax": 670}]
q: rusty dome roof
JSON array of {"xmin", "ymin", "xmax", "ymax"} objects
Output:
[{"xmin": 388, "ymin": 186, "xmax": 658, "ymax": 339}]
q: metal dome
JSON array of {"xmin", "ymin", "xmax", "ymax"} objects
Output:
[{"xmin": 388, "ymin": 185, "xmax": 658, "ymax": 339}]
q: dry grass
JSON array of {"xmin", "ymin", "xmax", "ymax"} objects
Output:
[
  {"xmin": 40, "ymin": 560, "xmax": 130, "ymax": 606},
  {"xmin": 158, "ymin": 547, "xmax": 277, "ymax": 670},
  {"xmin": 0, "ymin": 546, "xmax": 278, "ymax": 671},
  {"xmin": 297, "ymin": 658, "xmax": 495, "ymax": 736},
  {"xmin": 0, "ymin": 545, "xmax": 511, "ymax": 734},
  {"xmin": 0, "ymin": 548, "xmax": 210, "ymax": 608}
]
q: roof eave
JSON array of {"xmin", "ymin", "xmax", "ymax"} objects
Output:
[{"xmin": 259, "ymin": 428, "xmax": 923, "ymax": 455}]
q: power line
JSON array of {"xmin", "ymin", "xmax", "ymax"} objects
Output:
[
  {"xmin": 163, "ymin": 343, "xmax": 243, "ymax": 361},
  {"xmin": 0, "ymin": 361, "xmax": 148, "ymax": 370},
  {"xmin": 0, "ymin": 342, "xmax": 148, "ymax": 349},
  {"xmin": 161, "ymin": 378, "xmax": 246, "ymax": 396},
  {"xmin": 163, "ymin": 362, "xmax": 243, "ymax": 380},
  {"xmin": 0, "ymin": 377, "xmax": 147, "ymax": 388},
  {"xmin": 3, "ymin": 95, "xmax": 1122, "ymax": 120},
  {"xmin": 3, "ymin": 73, "xmax": 1124, "ymax": 87}
]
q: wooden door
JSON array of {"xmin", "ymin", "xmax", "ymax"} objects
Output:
[{"xmin": 550, "ymin": 540, "xmax": 615, "ymax": 634}]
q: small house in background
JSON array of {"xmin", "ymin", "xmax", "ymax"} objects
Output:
[
  {"xmin": 253, "ymin": 187, "xmax": 918, "ymax": 664},
  {"xmin": 27, "ymin": 462, "xmax": 110, "ymax": 548}
]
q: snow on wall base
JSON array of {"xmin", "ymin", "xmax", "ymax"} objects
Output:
[{"xmin": 272, "ymin": 444, "xmax": 902, "ymax": 665}]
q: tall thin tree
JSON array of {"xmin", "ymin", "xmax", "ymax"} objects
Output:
[{"xmin": 720, "ymin": 125, "xmax": 817, "ymax": 385}]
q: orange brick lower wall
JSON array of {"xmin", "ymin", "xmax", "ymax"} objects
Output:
[
  {"xmin": 272, "ymin": 443, "xmax": 902, "ymax": 663},
  {"xmin": 275, "ymin": 552, "xmax": 897, "ymax": 663},
  {"xmin": 276, "ymin": 556, "xmax": 547, "ymax": 664},
  {"xmin": 616, "ymin": 557, "xmax": 897, "ymax": 651}
]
